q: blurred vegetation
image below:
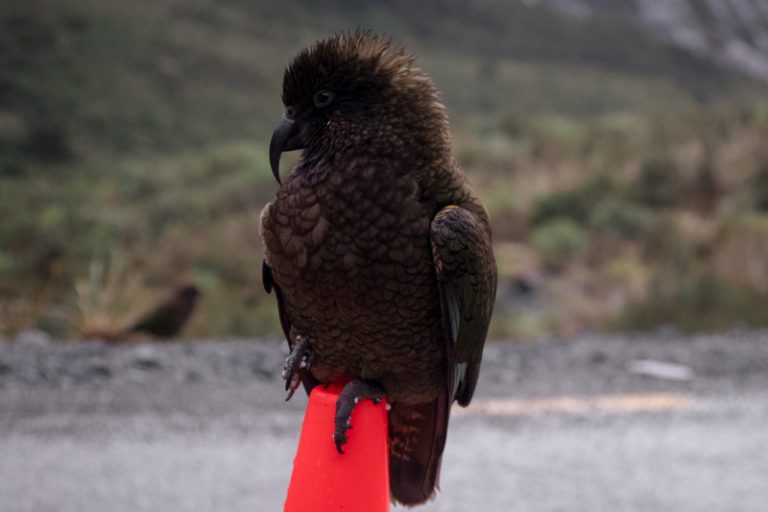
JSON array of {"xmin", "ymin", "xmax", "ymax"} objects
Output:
[{"xmin": 1, "ymin": 0, "xmax": 768, "ymax": 339}]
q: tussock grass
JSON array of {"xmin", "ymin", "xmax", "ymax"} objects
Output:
[{"xmin": 2, "ymin": 0, "xmax": 768, "ymax": 339}]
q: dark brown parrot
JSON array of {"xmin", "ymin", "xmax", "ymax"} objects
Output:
[
  {"xmin": 124, "ymin": 284, "xmax": 200, "ymax": 338},
  {"xmin": 260, "ymin": 32, "xmax": 496, "ymax": 506}
]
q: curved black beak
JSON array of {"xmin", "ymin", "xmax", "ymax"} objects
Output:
[{"xmin": 269, "ymin": 117, "xmax": 306, "ymax": 184}]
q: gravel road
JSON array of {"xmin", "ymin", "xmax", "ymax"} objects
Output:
[{"xmin": 1, "ymin": 331, "xmax": 767, "ymax": 511}]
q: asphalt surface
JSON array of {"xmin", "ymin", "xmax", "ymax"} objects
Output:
[{"xmin": 1, "ymin": 331, "xmax": 767, "ymax": 511}]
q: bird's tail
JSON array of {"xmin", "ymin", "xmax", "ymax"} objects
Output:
[{"xmin": 388, "ymin": 395, "xmax": 450, "ymax": 506}]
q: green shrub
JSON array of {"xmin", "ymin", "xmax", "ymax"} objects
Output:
[
  {"xmin": 616, "ymin": 271, "xmax": 768, "ymax": 332},
  {"xmin": 627, "ymin": 157, "xmax": 682, "ymax": 207},
  {"xmin": 532, "ymin": 175, "xmax": 614, "ymax": 225},
  {"xmin": 496, "ymin": 111, "xmax": 529, "ymax": 139},
  {"xmin": 689, "ymin": 156, "xmax": 720, "ymax": 212},
  {"xmin": 531, "ymin": 217, "xmax": 587, "ymax": 271},
  {"xmin": 751, "ymin": 164, "xmax": 768, "ymax": 212},
  {"xmin": 641, "ymin": 215, "xmax": 704, "ymax": 267},
  {"xmin": 588, "ymin": 197, "xmax": 654, "ymax": 239}
]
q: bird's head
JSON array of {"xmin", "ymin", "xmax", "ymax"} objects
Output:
[
  {"xmin": 269, "ymin": 31, "xmax": 450, "ymax": 183},
  {"xmin": 176, "ymin": 284, "xmax": 201, "ymax": 304}
]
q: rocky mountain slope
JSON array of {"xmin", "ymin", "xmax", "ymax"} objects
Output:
[{"xmin": 538, "ymin": 0, "xmax": 768, "ymax": 81}]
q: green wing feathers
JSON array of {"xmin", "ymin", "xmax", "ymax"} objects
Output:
[{"xmin": 431, "ymin": 205, "xmax": 497, "ymax": 406}]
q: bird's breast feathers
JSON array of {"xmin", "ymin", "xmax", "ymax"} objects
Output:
[
  {"xmin": 263, "ymin": 160, "xmax": 434, "ymax": 270},
  {"xmin": 260, "ymin": 160, "xmax": 443, "ymax": 334}
]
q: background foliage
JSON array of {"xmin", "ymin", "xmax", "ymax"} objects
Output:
[{"xmin": 2, "ymin": 0, "xmax": 767, "ymax": 339}]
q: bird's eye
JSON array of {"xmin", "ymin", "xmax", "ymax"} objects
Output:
[{"xmin": 313, "ymin": 90, "xmax": 335, "ymax": 108}]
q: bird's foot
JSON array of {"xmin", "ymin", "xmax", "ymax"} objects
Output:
[
  {"xmin": 282, "ymin": 335, "xmax": 313, "ymax": 401},
  {"xmin": 333, "ymin": 380, "xmax": 386, "ymax": 454}
]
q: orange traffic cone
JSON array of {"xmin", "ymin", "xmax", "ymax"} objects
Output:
[{"xmin": 284, "ymin": 382, "xmax": 390, "ymax": 512}]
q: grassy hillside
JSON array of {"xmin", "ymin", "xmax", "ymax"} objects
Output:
[
  {"xmin": 2, "ymin": 0, "xmax": 748, "ymax": 160},
  {"xmin": 1, "ymin": 0, "xmax": 766, "ymax": 338}
]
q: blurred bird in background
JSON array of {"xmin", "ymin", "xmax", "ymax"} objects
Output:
[{"xmin": 123, "ymin": 284, "xmax": 201, "ymax": 339}]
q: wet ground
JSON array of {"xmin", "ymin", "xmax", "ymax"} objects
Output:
[{"xmin": 1, "ymin": 331, "xmax": 767, "ymax": 511}]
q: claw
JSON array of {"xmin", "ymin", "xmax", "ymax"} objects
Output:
[
  {"xmin": 282, "ymin": 335, "xmax": 313, "ymax": 402},
  {"xmin": 334, "ymin": 431, "xmax": 347, "ymax": 454},
  {"xmin": 285, "ymin": 372, "xmax": 302, "ymax": 401},
  {"xmin": 333, "ymin": 379, "xmax": 386, "ymax": 455}
]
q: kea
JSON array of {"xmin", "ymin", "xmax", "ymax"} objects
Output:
[
  {"xmin": 261, "ymin": 32, "xmax": 497, "ymax": 506},
  {"xmin": 124, "ymin": 284, "xmax": 201, "ymax": 338}
]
